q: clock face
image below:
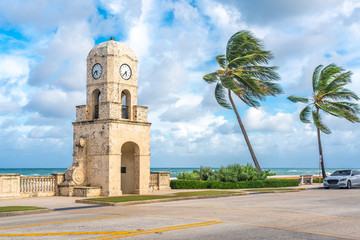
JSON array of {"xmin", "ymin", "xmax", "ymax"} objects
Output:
[
  {"xmin": 92, "ymin": 63, "xmax": 102, "ymax": 79},
  {"xmin": 120, "ymin": 64, "xmax": 132, "ymax": 80}
]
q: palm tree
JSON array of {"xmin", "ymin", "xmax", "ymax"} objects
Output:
[
  {"xmin": 203, "ymin": 31, "xmax": 282, "ymax": 173},
  {"xmin": 288, "ymin": 64, "xmax": 360, "ymax": 179}
]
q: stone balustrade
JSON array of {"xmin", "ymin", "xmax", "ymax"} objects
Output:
[
  {"xmin": 1, "ymin": 171, "xmax": 170, "ymax": 198},
  {"xmin": 20, "ymin": 176, "xmax": 55, "ymax": 197},
  {"xmin": 0, "ymin": 173, "xmax": 65, "ymax": 198}
]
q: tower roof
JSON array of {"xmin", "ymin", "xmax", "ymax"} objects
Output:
[{"xmin": 87, "ymin": 39, "xmax": 137, "ymax": 61}]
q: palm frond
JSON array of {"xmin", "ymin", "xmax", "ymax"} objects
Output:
[
  {"xmin": 226, "ymin": 31, "xmax": 259, "ymax": 59},
  {"xmin": 288, "ymin": 96, "xmax": 309, "ymax": 103},
  {"xmin": 299, "ymin": 105, "xmax": 311, "ymax": 123},
  {"xmin": 232, "ymin": 72, "xmax": 261, "ymax": 94},
  {"xmin": 312, "ymin": 109, "xmax": 331, "ymax": 134},
  {"xmin": 237, "ymin": 92, "xmax": 261, "ymax": 108},
  {"xmin": 220, "ymin": 75, "xmax": 237, "ymax": 90},
  {"xmin": 323, "ymin": 89, "xmax": 360, "ymax": 101},
  {"xmin": 228, "ymin": 50, "xmax": 272, "ymax": 68},
  {"xmin": 203, "ymin": 72, "xmax": 218, "ymax": 84},
  {"xmin": 317, "ymin": 64, "xmax": 342, "ymax": 91},
  {"xmin": 323, "ymin": 71, "xmax": 352, "ymax": 93},
  {"xmin": 215, "ymin": 83, "xmax": 232, "ymax": 109},
  {"xmin": 257, "ymin": 80, "xmax": 283, "ymax": 96},
  {"xmin": 318, "ymin": 102, "xmax": 360, "ymax": 123},
  {"xmin": 226, "ymin": 31, "xmax": 273, "ymax": 64},
  {"xmin": 325, "ymin": 101, "xmax": 360, "ymax": 114},
  {"xmin": 242, "ymin": 65, "xmax": 280, "ymax": 82},
  {"xmin": 216, "ymin": 55, "xmax": 227, "ymax": 69},
  {"xmin": 312, "ymin": 65, "xmax": 323, "ymax": 92}
]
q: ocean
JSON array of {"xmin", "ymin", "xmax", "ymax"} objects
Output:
[{"xmin": 0, "ymin": 168, "xmax": 356, "ymax": 178}]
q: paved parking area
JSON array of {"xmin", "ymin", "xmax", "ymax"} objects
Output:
[{"xmin": 0, "ymin": 188, "xmax": 359, "ymax": 239}]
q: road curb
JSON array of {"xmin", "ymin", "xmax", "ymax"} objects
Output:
[
  {"xmin": 0, "ymin": 209, "xmax": 53, "ymax": 218},
  {"xmin": 76, "ymin": 192, "xmax": 250, "ymax": 206}
]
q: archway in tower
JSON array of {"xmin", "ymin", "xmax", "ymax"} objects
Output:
[{"xmin": 120, "ymin": 141, "xmax": 139, "ymax": 194}]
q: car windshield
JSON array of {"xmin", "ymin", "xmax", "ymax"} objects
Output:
[{"xmin": 331, "ymin": 170, "xmax": 351, "ymax": 176}]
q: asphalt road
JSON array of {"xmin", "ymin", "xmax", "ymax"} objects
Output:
[{"xmin": 1, "ymin": 188, "xmax": 360, "ymax": 239}]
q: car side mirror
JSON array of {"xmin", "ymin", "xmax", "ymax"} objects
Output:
[{"xmin": 351, "ymin": 174, "xmax": 355, "ymax": 176}]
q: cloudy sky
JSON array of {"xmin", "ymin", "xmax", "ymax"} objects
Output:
[{"xmin": 1, "ymin": 0, "xmax": 360, "ymax": 169}]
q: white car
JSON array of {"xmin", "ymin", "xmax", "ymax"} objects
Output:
[{"xmin": 323, "ymin": 169, "xmax": 360, "ymax": 189}]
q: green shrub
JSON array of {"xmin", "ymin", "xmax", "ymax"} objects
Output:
[
  {"xmin": 216, "ymin": 164, "xmax": 272, "ymax": 182},
  {"xmin": 177, "ymin": 164, "xmax": 275, "ymax": 182},
  {"xmin": 170, "ymin": 179, "xmax": 299, "ymax": 189},
  {"xmin": 176, "ymin": 172, "xmax": 199, "ymax": 180},
  {"xmin": 198, "ymin": 166, "xmax": 217, "ymax": 181},
  {"xmin": 170, "ymin": 180, "xmax": 210, "ymax": 189}
]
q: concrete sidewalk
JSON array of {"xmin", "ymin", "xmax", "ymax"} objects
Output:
[
  {"xmin": 0, "ymin": 184, "xmax": 321, "ymax": 210},
  {"xmin": 0, "ymin": 196, "xmax": 91, "ymax": 210}
]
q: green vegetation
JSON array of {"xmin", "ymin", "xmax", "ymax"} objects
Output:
[
  {"xmin": 177, "ymin": 164, "xmax": 275, "ymax": 182},
  {"xmin": 170, "ymin": 179, "xmax": 299, "ymax": 189},
  {"xmin": 203, "ymin": 30, "xmax": 282, "ymax": 172},
  {"xmin": 87, "ymin": 191, "xmax": 240, "ymax": 203},
  {"xmin": 244, "ymin": 188, "xmax": 300, "ymax": 192},
  {"xmin": 0, "ymin": 206, "xmax": 46, "ymax": 213},
  {"xmin": 315, "ymin": 178, "xmax": 323, "ymax": 183},
  {"xmin": 288, "ymin": 64, "xmax": 360, "ymax": 179}
]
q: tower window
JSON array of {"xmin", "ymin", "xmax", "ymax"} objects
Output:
[
  {"xmin": 92, "ymin": 89, "xmax": 101, "ymax": 119},
  {"xmin": 121, "ymin": 90, "xmax": 131, "ymax": 119}
]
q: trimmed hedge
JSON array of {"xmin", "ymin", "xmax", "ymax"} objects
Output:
[{"xmin": 170, "ymin": 179, "xmax": 299, "ymax": 189}]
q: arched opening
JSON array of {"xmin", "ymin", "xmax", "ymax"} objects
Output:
[
  {"xmin": 92, "ymin": 89, "xmax": 101, "ymax": 119},
  {"xmin": 121, "ymin": 142, "xmax": 139, "ymax": 194},
  {"xmin": 121, "ymin": 90, "xmax": 131, "ymax": 119}
]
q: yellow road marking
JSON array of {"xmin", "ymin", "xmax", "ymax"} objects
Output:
[
  {"xmin": 0, "ymin": 231, "xmax": 135, "ymax": 237},
  {"xmin": 0, "ymin": 215, "xmax": 128, "ymax": 231},
  {"xmin": 84, "ymin": 221, "xmax": 222, "ymax": 240},
  {"xmin": 0, "ymin": 221, "xmax": 222, "ymax": 239}
]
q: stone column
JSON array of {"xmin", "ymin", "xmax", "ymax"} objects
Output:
[
  {"xmin": 51, "ymin": 173, "xmax": 65, "ymax": 196},
  {"xmin": 0, "ymin": 174, "xmax": 20, "ymax": 198}
]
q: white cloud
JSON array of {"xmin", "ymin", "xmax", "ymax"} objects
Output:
[
  {"xmin": 244, "ymin": 108, "xmax": 294, "ymax": 132},
  {"xmin": 0, "ymin": 0, "xmax": 359, "ymax": 169},
  {"xmin": 25, "ymin": 88, "xmax": 84, "ymax": 118},
  {"xmin": 28, "ymin": 21, "xmax": 93, "ymax": 91}
]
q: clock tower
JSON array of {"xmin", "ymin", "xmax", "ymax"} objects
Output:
[{"xmin": 61, "ymin": 37, "xmax": 151, "ymax": 196}]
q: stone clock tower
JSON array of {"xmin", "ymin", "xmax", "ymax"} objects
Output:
[{"xmin": 60, "ymin": 38, "xmax": 151, "ymax": 196}]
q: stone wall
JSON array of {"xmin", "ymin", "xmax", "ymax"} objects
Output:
[
  {"xmin": 0, "ymin": 174, "xmax": 20, "ymax": 198},
  {"xmin": 149, "ymin": 172, "xmax": 171, "ymax": 191}
]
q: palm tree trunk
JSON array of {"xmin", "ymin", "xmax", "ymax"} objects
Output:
[
  {"xmin": 316, "ymin": 108, "xmax": 327, "ymax": 179},
  {"xmin": 228, "ymin": 89, "xmax": 262, "ymax": 173}
]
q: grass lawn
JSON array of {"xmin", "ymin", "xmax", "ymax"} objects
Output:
[
  {"xmin": 0, "ymin": 206, "xmax": 46, "ymax": 213},
  {"xmin": 87, "ymin": 190, "xmax": 241, "ymax": 203}
]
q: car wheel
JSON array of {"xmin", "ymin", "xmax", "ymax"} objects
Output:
[{"xmin": 347, "ymin": 181, "xmax": 352, "ymax": 189}]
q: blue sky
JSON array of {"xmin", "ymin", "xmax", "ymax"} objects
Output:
[{"xmin": 0, "ymin": 0, "xmax": 359, "ymax": 169}]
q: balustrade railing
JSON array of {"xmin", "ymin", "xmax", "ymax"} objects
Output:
[{"xmin": 20, "ymin": 176, "xmax": 55, "ymax": 193}]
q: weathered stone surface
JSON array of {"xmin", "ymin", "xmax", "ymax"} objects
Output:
[
  {"xmin": 73, "ymin": 187, "xmax": 101, "ymax": 197},
  {"xmin": 62, "ymin": 39, "xmax": 155, "ymax": 196},
  {"xmin": 0, "ymin": 174, "xmax": 20, "ymax": 198}
]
